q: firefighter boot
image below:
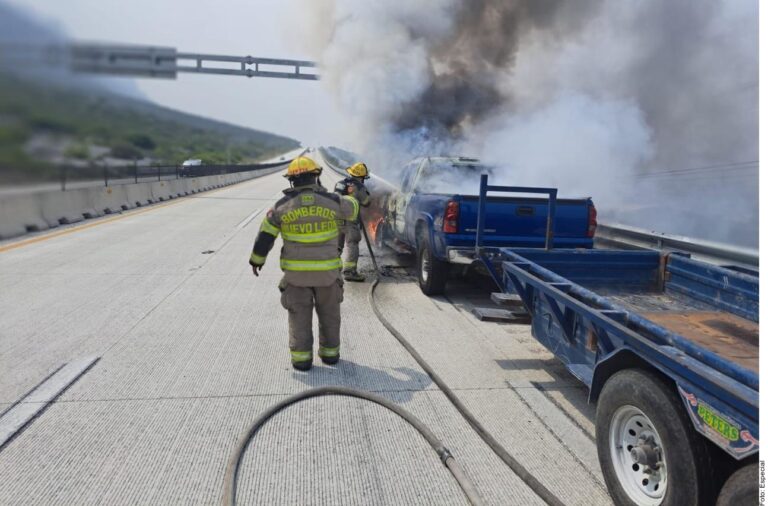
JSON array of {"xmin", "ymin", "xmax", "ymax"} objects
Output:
[
  {"xmin": 320, "ymin": 354, "xmax": 339, "ymax": 365},
  {"xmin": 343, "ymin": 269, "xmax": 365, "ymax": 282},
  {"xmin": 292, "ymin": 360, "xmax": 313, "ymax": 371}
]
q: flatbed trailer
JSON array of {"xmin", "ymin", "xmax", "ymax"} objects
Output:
[
  {"xmin": 497, "ymin": 248, "xmax": 758, "ymax": 505},
  {"xmin": 469, "ymin": 176, "xmax": 758, "ymax": 505}
]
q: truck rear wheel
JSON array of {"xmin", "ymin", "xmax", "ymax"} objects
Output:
[
  {"xmin": 716, "ymin": 463, "xmax": 758, "ymax": 506},
  {"xmin": 596, "ymin": 369, "xmax": 713, "ymax": 506},
  {"xmin": 417, "ymin": 239, "xmax": 449, "ymax": 296}
]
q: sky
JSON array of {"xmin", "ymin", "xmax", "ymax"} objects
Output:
[{"xmin": 6, "ymin": 0, "xmax": 342, "ymax": 144}]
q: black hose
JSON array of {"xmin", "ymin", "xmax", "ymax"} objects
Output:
[
  {"xmin": 360, "ymin": 225, "xmax": 565, "ymax": 506},
  {"xmin": 358, "ymin": 215, "xmax": 379, "ymax": 272},
  {"xmin": 222, "ymin": 386, "xmax": 484, "ymax": 506}
]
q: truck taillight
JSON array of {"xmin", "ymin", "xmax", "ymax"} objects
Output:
[
  {"xmin": 587, "ymin": 204, "xmax": 597, "ymax": 238},
  {"xmin": 443, "ymin": 200, "xmax": 460, "ymax": 234}
]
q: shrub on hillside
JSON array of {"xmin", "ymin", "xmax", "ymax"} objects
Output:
[
  {"xmin": 128, "ymin": 133, "xmax": 156, "ymax": 150},
  {"xmin": 110, "ymin": 141, "xmax": 142, "ymax": 160},
  {"xmin": 65, "ymin": 143, "xmax": 90, "ymax": 160}
]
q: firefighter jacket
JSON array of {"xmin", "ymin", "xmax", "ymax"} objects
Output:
[
  {"xmin": 335, "ymin": 177, "xmax": 371, "ymax": 208},
  {"xmin": 249, "ymin": 183, "xmax": 359, "ymax": 287}
]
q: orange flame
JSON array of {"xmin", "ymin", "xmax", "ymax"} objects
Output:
[{"xmin": 367, "ymin": 217, "xmax": 382, "ymax": 242}]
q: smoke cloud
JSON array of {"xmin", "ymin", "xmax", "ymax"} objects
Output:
[{"xmin": 298, "ymin": 0, "xmax": 758, "ymax": 246}]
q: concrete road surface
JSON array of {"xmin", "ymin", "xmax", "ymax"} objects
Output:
[{"xmin": 0, "ymin": 167, "xmax": 610, "ymax": 505}]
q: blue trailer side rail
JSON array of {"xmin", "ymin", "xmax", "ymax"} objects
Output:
[{"xmin": 500, "ymin": 248, "xmax": 759, "ymax": 460}]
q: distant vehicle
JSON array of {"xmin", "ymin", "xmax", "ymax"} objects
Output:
[
  {"xmin": 375, "ymin": 156, "xmax": 597, "ymax": 295},
  {"xmin": 180, "ymin": 159, "xmax": 203, "ymax": 177}
]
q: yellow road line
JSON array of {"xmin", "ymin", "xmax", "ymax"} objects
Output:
[{"xmin": 0, "ymin": 181, "xmax": 249, "ymax": 254}]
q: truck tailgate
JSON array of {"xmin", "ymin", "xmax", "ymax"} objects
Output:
[{"xmin": 452, "ymin": 195, "xmax": 593, "ymax": 247}]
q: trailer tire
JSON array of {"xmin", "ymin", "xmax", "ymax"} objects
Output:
[
  {"xmin": 716, "ymin": 463, "xmax": 757, "ymax": 506},
  {"xmin": 596, "ymin": 369, "xmax": 714, "ymax": 506},
  {"xmin": 417, "ymin": 236, "xmax": 449, "ymax": 296}
]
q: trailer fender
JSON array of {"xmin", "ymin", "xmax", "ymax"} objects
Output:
[{"xmin": 589, "ymin": 348, "xmax": 657, "ymax": 404}]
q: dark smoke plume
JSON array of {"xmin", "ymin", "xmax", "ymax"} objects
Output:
[
  {"xmin": 394, "ymin": 1, "xmax": 603, "ymax": 139},
  {"xmin": 301, "ymin": 0, "xmax": 757, "ymax": 246}
]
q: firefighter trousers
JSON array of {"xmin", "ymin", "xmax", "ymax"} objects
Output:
[
  {"xmin": 280, "ymin": 280, "xmax": 344, "ymax": 363},
  {"xmin": 339, "ymin": 221, "xmax": 362, "ymax": 272}
]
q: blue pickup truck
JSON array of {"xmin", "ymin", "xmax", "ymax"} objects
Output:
[{"xmin": 375, "ymin": 156, "xmax": 597, "ymax": 295}]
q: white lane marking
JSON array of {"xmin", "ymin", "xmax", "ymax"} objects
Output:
[
  {"xmin": 0, "ymin": 356, "xmax": 100, "ymax": 450},
  {"xmin": 236, "ymin": 207, "xmax": 268, "ymax": 230}
]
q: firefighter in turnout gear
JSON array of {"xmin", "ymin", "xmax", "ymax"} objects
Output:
[
  {"xmin": 335, "ymin": 162, "xmax": 371, "ymax": 282},
  {"xmin": 249, "ymin": 156, "xmax": 359, "ymax": 371}
]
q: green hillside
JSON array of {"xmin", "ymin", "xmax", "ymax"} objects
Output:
[{"xmin": 0, "ymin": 74, "xmax": 300, "ymax": 183}]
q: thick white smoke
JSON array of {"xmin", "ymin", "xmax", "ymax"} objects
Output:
[
  {"xmin": 475, "ymin": 93, "xmax": 653, "ymax": 195},
  {"xmin": 296, "ymin": 0, "xmax": 758, "ymax": 246}
]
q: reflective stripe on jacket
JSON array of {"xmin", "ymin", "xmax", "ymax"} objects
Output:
[{"xmin": 249, "ymin": 183, "xmax": 358, "ymax": 287}]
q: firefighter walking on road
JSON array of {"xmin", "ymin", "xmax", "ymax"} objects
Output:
[
  {"xmin": 335, "ymin": 162, "xmax": 371, "ymax": 282},
  {"xmin": 249, "ymin": 156, "xmax": 359, "ymax": 371}
]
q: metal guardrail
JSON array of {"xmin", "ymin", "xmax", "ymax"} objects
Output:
[
  {"xmin": 56, "ymin": 160, "xmax": 288, "ymax": 191},
  {"xmin": 595, "ymin": 222, "xmax": 758, "ymax": 269},
  {"xmin": 318, "ymin": 148, "xmax": 399, "ymax": 191}
]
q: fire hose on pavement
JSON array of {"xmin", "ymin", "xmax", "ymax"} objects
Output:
[{"xmin": 222, "ymin": 217, "xmax": 564, "ymax": 506}]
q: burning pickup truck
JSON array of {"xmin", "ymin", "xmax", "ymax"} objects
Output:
[{"xmin": 370, "ymin": 156, "xmax": 598, "ymax": 295}]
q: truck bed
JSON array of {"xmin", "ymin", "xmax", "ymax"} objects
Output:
[
  {"xmin": 501, "ymin": 248, "xmax": 759, "ymax": 388},
  {"xmin": 595, "ymin": 288, "xmax": 759, "ymax": 373},
  {"xmin": 643, "ymin": 311, "xmax": 758, "ymax": 373}
]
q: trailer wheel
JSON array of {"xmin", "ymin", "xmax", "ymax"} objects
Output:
[
  {"xmin": 417, "ymin": 236, "xmax": 449, "ymax": 295},
  {"xmin": 716, "ymin": 463, "xmax": 757, "ymax": 506},
  {"xmin": 596, "ymin": 369, "xmax": 713, "ymax": 506}
]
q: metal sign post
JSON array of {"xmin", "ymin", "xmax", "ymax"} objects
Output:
[{"xmin": 0, "ymin": 43, "xmax": 320, "ymax": 81}]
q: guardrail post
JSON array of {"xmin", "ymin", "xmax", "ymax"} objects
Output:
[
  {"xmin": 103, "ymin": 163, "xmax": 108, "ymax": 187},
  {"xmin": 157, "ymin": 166, "xmax": 161, "ymax": 181},
  {"xmin": 60, "ymin": 166, "xmax": 67, "ymax": 191},
  {"xmin": 134, "ymin": 159, "xmax": 138, "ymax": 184}
]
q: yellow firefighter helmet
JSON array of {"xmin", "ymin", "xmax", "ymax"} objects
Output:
[
  {"xmin": 346, "ymin": 162, "xmax": 370, "ymax": 178},
  {"xmin": 284, "ymin": 156, "xmax": 322, "ymax": 178}
]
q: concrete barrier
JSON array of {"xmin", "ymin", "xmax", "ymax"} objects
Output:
[
  {"xmin": 0, "ymin": 195, "xmax": 46, "ymax": 237},
  {"xmin": 39, "ymin": 189, "xmax": 89, "ymax": 225},
  {"xmin": 0, "ymin": 167, "xmax": 280, "ymax": 241}
]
